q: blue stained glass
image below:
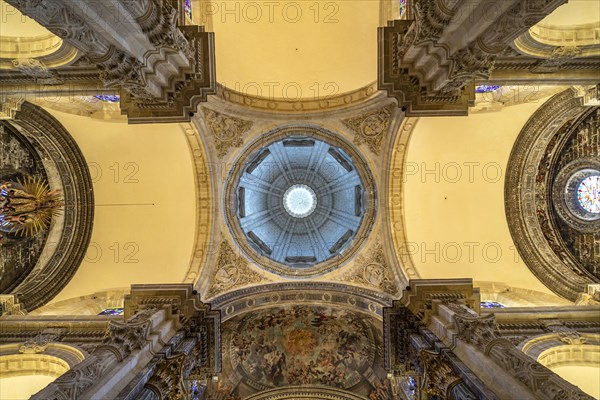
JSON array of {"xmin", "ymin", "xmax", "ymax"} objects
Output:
[
  {"xmin": 184, "ymin": 0, "xmax": 192, "ymax": 20},
  {"xmin": 475, "ymin": 85, "xmax": 501, "ymax": 93},
  {"xmin": 94, "ymin": 95, "xmax": 120, "ymax": 103},
  {"xmin": 98, "ymin": 307, "xmax": 124, "ymax": 315},
  {"xmin": 480, "ymin": 301, "xmax": 505, "ymax": 309},
  {"xmin": 399, "ymin": 0, "xmax": 407, "ymax": 17}
]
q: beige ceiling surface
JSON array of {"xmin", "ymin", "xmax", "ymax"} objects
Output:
[
  {"xmin": 539, "ymin": 0, "xmax": 600, "ymax": 26},
  {"xmin": 0, "ymin": 0, "xmax": 53, "ymax": 37},
  {"xmin": 46, "ymin": 109, "xmax": 197, "ymax": 304},
  {"xmin": 404, "ymin": 97, "xmax": 558, "ymax": 295},
  {"xmin": 208, "ymin": 0, "xmax": 379, "ymax": 99}
]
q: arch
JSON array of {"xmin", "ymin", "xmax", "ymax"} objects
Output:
[
  {"xmin": 520, "ymin": 333, "xmax": 600, "ymax": 367},
  {"xmin": 0, "ymin": 342, "xmax": 86, "ymax": 377},
  {"xmin": 387, "ymin": 116, "xmax": 421, "ymax": 284},
  {"xmin": 245, "ymin": 386, "xmax": 367, "ymax": 400},
  {"xmin": 211, "ymin": 282, "xmax": 393, "ymax": 322},
  {"xmin": 504, "ymin": 88, "xmax": 599, "ymax": 300},
  {"xmin": 2, "ymin": 102, "xmax": 94, "ymax": 312},
  {"xmin": 519, "ymin": 334, "xmax": 600, "ymax": 398}
]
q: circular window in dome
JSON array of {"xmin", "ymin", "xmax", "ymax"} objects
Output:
[
  {"xmin": 224, "ymin": 126, "xmax": 377, "ymax": 277},
  {"xmin": 283, "ymin": 184, "xmax": 317, "ymax": 218},
  {"xmin": 553, "ymin": 159, "xmax": 600, "ymax": 232},
  {"xmin": 577, "ymin": 175, "xmax": 600, "ymax": 214}
]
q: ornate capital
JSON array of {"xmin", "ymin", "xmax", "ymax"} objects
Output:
[{"xmin": 453, "ymin": 314, "xmax": 499, "ymax": 349}]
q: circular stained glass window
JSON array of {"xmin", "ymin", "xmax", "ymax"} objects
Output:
[{"xmin": 577, "ymin": 175, "xmax": 600, "ymax": 213}]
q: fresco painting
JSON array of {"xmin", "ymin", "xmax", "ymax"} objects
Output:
[{"xmin": 228, "ymin": 306, "xmax": 376, "ymax": 391}]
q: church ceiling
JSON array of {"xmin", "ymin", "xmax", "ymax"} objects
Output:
[
  {"xmin": 1, "ymin": 0, "xmax": 597, "ymax": 313},
  {"xmin": 227, "ymin": 132, "xmax": 372, "ymax": 274},
  {"xmin": 221, "ymin": 305, "xmax": 386, "ymax": 398}
]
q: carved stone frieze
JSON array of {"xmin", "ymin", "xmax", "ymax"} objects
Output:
[
  {"xmin": 336, "ymin": 240, "xmax": 399, "ymax": 295},
  {"xmin": 206, "ymin": 240, "xmax": 266, "ymax": 299},
  {"xmin": 540, "ymin": 320, "xmax": 588, "ymax": 345},
  {"xmin": 530, "ymin": 46, "xmax": 584, "ymax": 74},
  {"xmin": 341, "ymin": 104, "xmax": 395, "ymax": 155},
  {"xmin": 19, "ymin": 328, "xmax": 64, "ymax": 354},
  {"xmin": 10, "ymin": 58, "xmax": 63, "ymax": 85},
  {"xmin": 201, "ymin": 108, "xmax": 253, "ymax": 158}
]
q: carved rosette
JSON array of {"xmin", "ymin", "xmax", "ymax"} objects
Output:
[
  {"xmin": 201, "ymin": 108, "xmax": 253, "ymax": 158},
  {"xmin": 336, "ymin": 241, "xmax": 399, "ymax": 296},
  {"xmin": 206, "ymin": 240, "xmax": 266, "ymax": 299},
  {"xmin": 342, "ymin": 104, "xmax": 395, "ymax": 155}
]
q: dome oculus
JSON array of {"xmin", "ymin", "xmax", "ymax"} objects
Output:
[{"xmin": 283, "ymin": 184, "xmax": 317, "ymax": 218}]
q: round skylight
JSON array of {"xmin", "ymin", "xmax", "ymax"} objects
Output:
[{"xmin": 283, "ymin": 184, "xmax": 317, "ymax": 218}]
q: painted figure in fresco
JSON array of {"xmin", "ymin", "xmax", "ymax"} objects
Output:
[
  {"xmin": 231, "ymin": 306, "xmax": 373, "ymax": 390},
  {"xmin": 0, "ymin": 176, "xmax": 61, "ymax": 238}
]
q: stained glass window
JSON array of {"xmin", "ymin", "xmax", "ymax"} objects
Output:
[
  {"xmin": 98, "ymin": 308, "xmax": 124, "ymax": 315},
  {"xmin": 184, "ymin": 0, "xmax": 192, "ymax": 20},
  {"xmin": 94, "ymin": 95, "xmax": 120, "ymax": 103},
  {"xmin": 577, "ymin": 175, "xmax": 600, "ymax": 213},
  {"xmin": 480, "ymin": 301, "xmax": 505, "ymax": 309},
  {"xmin": 399, "ymin": 0, "xmax": 407, "ymax": 18},
  {"xmin": 475, "ymin": 85, "xmax": 501, "ymax": 93}
]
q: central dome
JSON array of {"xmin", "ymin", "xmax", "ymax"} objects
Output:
[{"xmin": 225, "ymin": 126, "xmax": 377, "ymax": 277}]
